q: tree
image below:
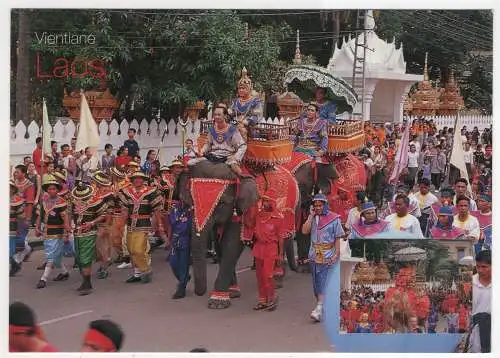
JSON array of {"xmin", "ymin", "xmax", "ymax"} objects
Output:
[{"xmin": 14, "ymin": 10, "xmax": 31, "ymax": 124}]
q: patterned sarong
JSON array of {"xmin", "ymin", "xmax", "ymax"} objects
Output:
[
  {"xmin": 44, "ymin": 238, "xmax": 64, "ymax": 268},
  {"xmin": 74, "ymin": 234, "xmax": 97, "ymax": 268}
]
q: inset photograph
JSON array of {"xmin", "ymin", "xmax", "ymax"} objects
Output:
[{"xmin": 340, "ymin": 239, "xmax": 473, "ymax": 334}]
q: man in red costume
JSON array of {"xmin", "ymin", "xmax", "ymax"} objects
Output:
[{"xmin": 252, "ymin": 189, "xmax": 287, "ymax": 311}]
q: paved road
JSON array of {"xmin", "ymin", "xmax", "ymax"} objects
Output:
[{"xmin": 9, "ymin": 247, "xmax": 332, "ymax": 352}]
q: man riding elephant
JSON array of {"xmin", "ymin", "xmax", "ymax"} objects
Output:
[
  {"xmin": 284, "ymin": 102, "xmax": 337, "ymax": 272},
  {"xmin": 189, "ymin": 104, "xmax": 246, "ymax": 177},
  {"xmin": 184, "ymin": 104, "xmax": 259, "ymax": 309}
]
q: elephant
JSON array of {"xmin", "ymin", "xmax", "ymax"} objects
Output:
[
  {"xmin": 283, "ymin": 152, "xmax": 338, "ymax": 273},
  {"xmin": 177, "ymin": 160, "xmax": 258, "ymax": 309}
]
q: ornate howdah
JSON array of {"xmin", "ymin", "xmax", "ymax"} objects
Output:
[
  {"xmin": 244, "ymin": 123, "xmax": 293, "ymax": 169},
  {"xmin": 327, "ymin": 119, "xmax": 365, "ymax": 155}
]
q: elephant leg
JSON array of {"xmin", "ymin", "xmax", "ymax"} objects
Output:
[
  {"xmin": 191, "ymin": 227, "xmax": 209, "ymax": 296},
  {"xmin": 228, "ymin": 245, "xmax": 244, "ymax": 299},
  {"xmin": 284, "ymin": 237, "xmax": 298, "ymax": 272},
  {"xmin": 208, "ymin": 221, "xmax": 243, "ymax": 309},
  {"xmin": 295, "ymin": 232, "xmax": 311, "ymax": 273}
]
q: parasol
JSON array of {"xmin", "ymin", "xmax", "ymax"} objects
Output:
[
  {"xmin": 458, "ymin": 256, "xmax": 474, "ymax": 266},
  {"xmin": 283, "ymin": 65, "xmax": 358, "ymax": 109}
]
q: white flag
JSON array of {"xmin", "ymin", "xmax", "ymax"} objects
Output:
[
  {"xmin": 42, "ymin": 98, "xmax": 52, "ymax": 157},
  {"xmin": 76, "ymin": 92, "xmax": 100, "ymax": 153},
  {"xmin": 450, "ymin": 117, "xmax": 471, "ymax": 190},
  {"xmin": 388, "ymin": 122, "xmax": 410, "ymax": 184}
]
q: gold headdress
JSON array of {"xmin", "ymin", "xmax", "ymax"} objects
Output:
[{"xmin": 237, "ymin": 67, "xmax": 253, "ymax": 91}]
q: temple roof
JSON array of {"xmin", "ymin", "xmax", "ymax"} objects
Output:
[{"xmin": 327, "ymin": 10, "xmax": 407, "ymax": 75}]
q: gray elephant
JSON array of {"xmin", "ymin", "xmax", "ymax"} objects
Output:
[{"xmin": 177, "ymin": 160, "xmax": 258, "ymax": 309}]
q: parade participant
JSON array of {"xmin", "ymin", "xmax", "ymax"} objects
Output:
[
  {"xmin": 430, "ymin": 206, "xmax": 465, "ymax": 240},
  {"xmin": 127, "ymin": 160, "xmax": 140, "ymax": 175},
  {"xmin": 293, "ymin": 102, "xmax": 328, "ymax": 162},
  {"xmin": 345, "ymin": 191, "xmax": 366, "ymax": 232},
  {"xmin": 153, "ymin": 164, "xmax": 176, "ymax": 248},
  {"xmin": 119, "ymin": 171, "xmax": 165, "ymax": 283},
  {"xmin": 415, "ymin": 284, "xmax": 430, "ymax": 329},
  {"xmin": 53, "ymin": 170, "xmax": 70, "ymax": 200},
  {"xmin": 167, "ymin": 200, "xmax": 193, "ymax": 299},
  {"xmin": 349, "ymin": 201, "xmax": 389, "ymax": 239},
  {"xmin": 230, "ymin": 67, "xmax": 263, "ymax": 139},
  {"xmin": 466, "ymin": 249, "xmax": 491, "ymax": 353},
  {"xmin": 454, "ymin": 178, "xmax": 478, "ymax": 211},
  {"xmin": 34, "ymin": 178, "xmax": 71, "ymax": 289},
  {"xmin": 414, "ymin": 178, "xmax": 439, "ymax": 236},
  {"xmin": 90, "ymin": 171, "xmax": 115, "ymax": 279},
  {"xmin": 10, "ymin": 181, "xmax": 25, "ymax": 276},
  {"xmin": 453, "ymin": 196, "xmax": 480, "ymax": 242},
  {"xmin": 81, "ymin": 319, "xmax": 124, "ymax": 352},
  {"xmin": 78, "ymin": 147, "xmax": 99, "ymax": 184},
  {"xmin": 458, "ymin": 303, "xmax": 470, "ymax": 333},
  {"xmin": 390, "ymin": 184, "xmax": 421, "ymax": 218},
  {"xmin": 385, "ymin": 194, "xmax": 424, "ymax": 238},
  {"xmin": 12, "ymin": 164, "xmax": 35, "ymax": 265},
  {"xmin": 313, "ymin": 87, "xmax": 337, "ymax": 124},
  {"xmin": 251, "ymin": 189, "xmax": 287, "ymax": 311},
  {"xmin": 71, "ymin": 182, "xmax": 107, "ymax": 295},
  {"xmin": 302, "ymin": 193, "xmax": 344, "ymax": 322},
  {"xmin": 190, "ymin": 104, "xmax": 247, "ymax": 177},
  {"xmin": 9, "ymin": 302, "xmax": 57, "ymax": 352},
  {"xmin": 110, "ymin": 167, "xmax": 131, "ymax": 268},
  {"xmin": 473, "ymin": 193, "xmax": 492, "ymax": 251}
]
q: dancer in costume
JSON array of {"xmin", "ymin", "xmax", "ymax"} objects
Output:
[
  {"xmin": 313, "ymin": 87, "xmax": 337, "ymax": 124},
  {"xmin": 251, "ymin": 189, "xmax": 287, "ymax": 311},
  {"xmin": 293, "ymin": 103, "xmax": 328, "ymax": 162},
  {"xmin": 190, "ymin": 104, "xmax": 247, "ymax": 177},
  {"xmin": 414, "ymin": 178, "xmax": 439, "ymax": 237},
  {"xmin": 90, "ymin": 171, "xmax": 115, "ymax": 279},
  {"xmin": 110, "ymin": 167, "xmax": 131, "ymax": 268},
  {"xmin": 302, "ymin": 193, "xmax": 344, "ymax": 322},
  {"xmin": 9, "ymin": 181, "xmax": 25, "ymax": 276},
  {"xmin": 230, "ymin": 67, "xmax": 263, "ymax": 140},
  {"xmin": 472, "ymin": 193, "xmax": 492, "ymax": 252},
  {"xmin": 453, "ymin": 195, "xmax": 480, "ymax": 242},
  {"xmin": 71, "ymin": 182, "xmax": 108, "ymax": 295},
  {"xmin": 34, "ymin": 178, "xmax": 71, "ymax": 289},
  {"xmin": 12, "ymin": 165, "xmax": 35, "ymax": 267},
  {"xmin": 167, "ymin": 200, "xmax": 192, "ymax": 299},
  {"xmin": 430, "ymin": 206, "xmax": 465, "ymax": 240},
  {"xmin": 118, "ymin": 171, "xmax": 165, "ymax": 283},
  {"xmin": 385, "ymin": 194, "xmax": 424, "ymax": 238},
  {"xmin": 348, "ymin": 201, "xmax": 389, "ymax": 239},
  {"xmin": 345, "ymin": 191, "xmax": 367, "ymax": 232}
]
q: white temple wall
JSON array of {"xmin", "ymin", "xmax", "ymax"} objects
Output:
[{"xmin": 370, "ymin": 80, "xmax": 396, "ymax": 123}]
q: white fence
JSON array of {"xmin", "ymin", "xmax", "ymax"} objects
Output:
[
  {"xmin": 9, "ymin": 116, "xmax": 286, "ymax": 166},
  {"xmin": 9, "ymin": 114, "xmax": 492, "ymax": 166}
]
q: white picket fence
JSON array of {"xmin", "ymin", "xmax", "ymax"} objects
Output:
[
  {"xmin": 9, "ymin": 116, "xmax": 287, "ymax": 166},
  {"xmin": 9, "ymin": 114, "xmax": 492, "ymax": 166}
]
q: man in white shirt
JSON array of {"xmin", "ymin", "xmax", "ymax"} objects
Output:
[
  {"xmin": 453, "ymin": 196, "xmax": 480, "ymax": 242},
  {"xmin": 467, "ymin": 250, "xmax": 491, "ymax": 353},
  {"xmin": 407, "ymin": 144, "xmax": 420, "ymax": 187},
  {"xmin": 345, "ymin": 191, "xmax": 366, "ymax": 232},
  {"xmin": 409, "ymin": 135, "xmax": 421, "ymax": 153},
  {"xmin": 393, "ymin": 185, "xmax": 421, "ymax": 218},
  {"xmin": 386, "ymin": 194, "xmax": 424, "ymax": 238},
  {"xmin": 463, "ymin": 142, "xmax": 474, "ymax": 180},
  {"xmin": 413, "ymin": 178, "xmax": 439, "ymax": 236},
  {"xmin": 78, "ymin": 147, "xmax": 100, "ymax": 184},
  {"xmin": 454, "ymin": 178, "xmax": 478, "ymax": 211}
]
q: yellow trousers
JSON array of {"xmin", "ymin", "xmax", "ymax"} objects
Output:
[{"xmin": 126, "ymin": 231, "xmax": 150, "ymax": 273}]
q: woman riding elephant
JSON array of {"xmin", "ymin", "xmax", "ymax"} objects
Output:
[
  {"xmin": 183, "ymin": 104, "xmax": 259, "ymax": 309},
  {"xmin": 284, "ymin": 102, "xmax": 337, "ymax": 272}
]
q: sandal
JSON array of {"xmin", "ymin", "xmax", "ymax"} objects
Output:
[
  {"xmin": 253, "ymin": 302, "xmax": 268, "ymax": 310},
  {"xmin": 266, "ymin": 298, "xmax": 279, "ymax": 312},
  {"xmin": 53, "ymin": 272, "xmax": 69, "ymax": 281}
]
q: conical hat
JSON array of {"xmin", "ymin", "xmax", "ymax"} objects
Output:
[
  {"xmin": 129, "ymin": 171, "xmax": 149, "ymax": 180},
  {"xmin": 91, "ymin": 170, "xmax": 112, "ymax": 187},
  {"xmin": 71, "ymin": 182, "xmax": 94, "ymax": 201}
]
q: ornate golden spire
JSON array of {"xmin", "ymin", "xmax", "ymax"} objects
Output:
[
  {"xmin": 423, "ymin": 52, "xmax": 429, "ymax": 82},
  {"xmin": 293, "ymin": 29, "xmax": 301, "ymax": 65}
]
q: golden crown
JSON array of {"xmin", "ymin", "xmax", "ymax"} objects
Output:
[{"xmin": 237, "ymin": 67, "xmax": 253, "ymax": 90}]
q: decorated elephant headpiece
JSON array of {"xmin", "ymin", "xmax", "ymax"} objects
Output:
[
  {"xmin": 237, "ymin": 67, "xmax": 253, "ymax": 92},
  {"xmin": 313, "ymin": 193, "xmax": 330, "ymax": 215}
]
